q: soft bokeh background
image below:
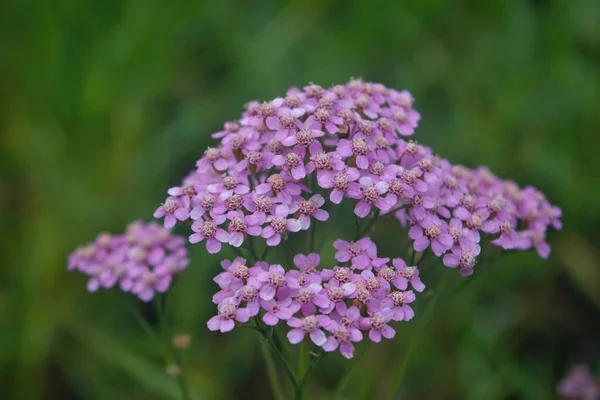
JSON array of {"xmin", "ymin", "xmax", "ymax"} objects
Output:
[{"xmin": 2, "ymin": 0, "xmax": 599, "ymax": 399}]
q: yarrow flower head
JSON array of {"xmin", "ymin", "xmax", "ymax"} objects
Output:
[
  {"xmin": 67, "ymin": 221, "xmax": 189, "ymax": 302},
  {"xmin": 69, "ymin": 79, "xmax": 562, "ymax": 369},
  {"xmin": 152, "ymin": 78, "xmax": 560, "ymax": 274},
  {"xmin": 205, "ymin": 238, "xmax": 425, "ymax": 359}
]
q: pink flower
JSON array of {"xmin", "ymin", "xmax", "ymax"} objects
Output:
[
  {"xmin": 281, "ymin": 126, "xmax": 324, "ymax": 157},
  {"xmin": 319, "ymin": 168, "xmax": 360, "ymax": 204},
  {"xmin": 308, "ymin": 152, "xmax": 345, "ymax": 185},
  {"xmin": 306, "ymin": 106, "xmax": 344, "ymax": 134},
  {"xmin": 336, "ymin": 138, "xmax": 372, "ymax": 169},
  {"xmin": 189, "ymin": 217, "xmax": 230, "ymax": 254},
  {"xmin": 255, "ymin": 173, "xmax": 303, "ymax": 205},
  {"xmin": 293, "ymin": 253, "xmax": 321, "ymax": 273},
  {"xmin": 213, "ymin": 257, "xmax": 252, "ymax": 291},
  {"xmin": 262, "ymin": 298, "xmax": 301, "ymax": 326},
  {"xmin": 382, "ymin": 103, "xmax": 420, "ymax": 136},
  {"xmin": 190, "ymin": 193, "xmax": 225, "ymax": 220},
  {"xmin": 293, "ymin": 283, "xmax": 331, "ymax": 315},
  {"xmin": 290, "ymin": 194, "xmax": 329, "ymax": 230},
  {"xmin": 347, "ymin": 176, "xmax": 391, "ymax": 218},
  {"xmin": 235, "ymin": 284, "xmax": 262, "ymax": 317},
  {"xmin": 322, "ymin": 321, "xmax": 363, "ymax": 359},
  {"xmin": 408, "ymin": 220, "xmax": 453, "ymax": 256},
  {"xmin": 226, "ymin": 213, "xmax": 263, "ymax": 247},
  {"xmin": 256, "ymin": 264, "xmax": 299, "ymax": 301},
  {"xmin": 207, "ymin": 175, "xmax": 250, "ymax": 200},
  {"xmin": 261, "ymin": 205, "xmax": 302, "ymax": 246},
  {"xmin": 523, "ymin": 229, "xmax": 552, "ymax": 259},
  {"xmin": 443, "ymin": 241, "xmax": 481, "ymax": 276},
  {"xmin": 286, "ymin": 315, "xmax": 330, "ymax": 346},
  {"xmin": 453, "ymin": 206, "xmax": 496, "ymax": 238},
  {"xmin": 491, "ymin": 220, "xmax": 520, "ymax": 250},
  {"xmin": 446, "ymin": 217, "xmax": 473, "ymax": 247},
  {"xmin": 319, "ymin": 281, "xmax": 356, "ymax": 314},
  {"xmin": 154, "ymin": 197, "xmax": 190, "ymax": 229},
  {"xmin": 268, "ymin": 109, "xmax": 303, "ymax": 140},
  {"xmin": 167, "ymin": 182, "xmax": 200, "ymax": 209},
  {"xmin": 272, "ymin": 151, "xmax": 309, "ymax": 180},
  {"xmin": 207, "ymin": 300, "xmax": 251, "ymax": 333},
  {"xmin": 360, "ymin": 312, "xmax": 395, "ymax": 343},
  {"xmin": 196, "ymin": 147, "xmax": 231, "ymax": 172},
  {"xmin": 130, "ymin": 266, "xmax": 172, "ymax": 301},
  {"xmin": 390, "ymin": 258, "xmax": 425, "ymax": 292},
  {"xmin": 331, "ymin": 302, "xmax": 361, "ymax": 328},
  {"xmin": 383, "ymin": 176, "xmax": 415, "ymax": 207},
  {"xmin": 244, "ymin": 194, "xmax": 275, "ymax": 222},
  {"xmin": 382, "ymin": 291, "xmax": 416, "ymax": 321},
  {"xmin": 333, "ymin": 237, "xmax": 376, "ymax": 269}
]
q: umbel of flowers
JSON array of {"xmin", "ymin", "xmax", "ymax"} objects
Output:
[
  {"xmin": 154, "ymin": 78, "xmax": 560, "ymax": 268},
  {"xmin": 209, "ymin": 239, "xmax": 423, "ymax": 359},
  {"xmin": 68, "ymin": 79, "xmax": 561, "ymax": 366},
  {"xmin": 68, "ymin": 221, "xmax": 189, "ymax": 301}
]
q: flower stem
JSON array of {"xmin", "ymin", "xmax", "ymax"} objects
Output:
[
  {"xmin": 259, "ymin": 245, "xmax": 271, "ymax": 262},
  {"xmin": 384, "ymin": 270, "xmax": 448, "ymax": 400},
  {"xmin": 154, "ymin": 295, "xmax": 191, "ymax": 400},
  {"xmin": 297, "ymin": 342, "xmax": 308, "ymax": 376},
  {"xmin": 245, "ymin": 238, "xmax": 260, "ymax": 263},
  {"xmin": 175, "ymin": 351, "xmax": 191, "ymax": 400},
  {"xmin": 409, "ymin": 245, "xmax": 416, "ymax": 266},
  {"xmin": 307, "ymin": 219, "xmax": 317, "ymax": 253},
  {"xmin": 259, "ymin": 338, "xmax": 287, "ymax": 400},
  {"xmin": 295, "ymin": 350, "xmax": 325, "ymax": 400},
  {"xmin": 332, "ymin": 343, "xmax": 369, "ymax": 399},
  {"xmin": 356, "ymin": 210, "xmax": 380, "ymax": 240},
  {"xmin": 254, "ymin": 318, "xmax": 298, "ymax": 389}
]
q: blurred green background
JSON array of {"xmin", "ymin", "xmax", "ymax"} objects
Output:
[{"xmin": 1, "ymin": 0, "xmax": 600, "ymax": 399}]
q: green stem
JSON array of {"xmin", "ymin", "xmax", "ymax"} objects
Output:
[
  {"xmin": 417, "ymin": 248, "xmax": 432, "ymax": 266},
  {"xmin": 409, "ymin": 245, "xmax": 416, "ymax": 266},
  {"xmin": 254, "ymin": 318, "xmax": 298, "ymax": 389},
  {"xmin": 297, "ymin": 342, "xmax": 308, "ymax": 376},
  {"xmin": 260, "ymin": 339, "xmax": 287, "ymax": 400},
  {"xmin": 352, "ymin": 201, "xmax": 362, "ymax": 237},
  {"xmin": 231, "ymin": 246, "xmax": 246, "ymax": 260},
  {"xmin": 332, "ymin": 343, "xmax": 369, "ymax": 399},
  {"xmin": 308, "ymin": 219, "xmax": 317, "ymax": 253},
  {"xmin": 384, "ymin": 271, "xmax": 448, "ymax": 400},
  {"xmin": 175, "ymin": 351, "xmax": 191, "ymax": 400},
  {"xmin": 259, "ymin": 246, "xmax": 271, "ymax": 262},
  {"xmin": 295, "ymin": 350, "xmax": 325, "ymax": 400},
  {"xmin": 129, "ymin": 304, "xmax": 162, "ymax": 345},
  {"xmin": 155, "ymin": 295, "xmax": 191, "ymax": 400},
  {"xmin": 244, "ymin": 238, "xmax": 260, "ymax": 263},
  {"xmin": 355, "ymin": 210, "xmax": 380, "ymax": 240}
]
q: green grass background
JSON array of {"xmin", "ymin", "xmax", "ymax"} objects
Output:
[{"xmin": 1, "ymin": 0, "xmax": 599, "ymax": 399}]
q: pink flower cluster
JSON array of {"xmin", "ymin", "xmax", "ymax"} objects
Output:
[
  {"xmin": 207, "ymin": 237, "xmax": 424, "ymax": 359},
  {"xmin": 67, "ymin": 221, "xmax": 189, "ymax": 301},
  {"xmin": 155, "ymin": 78, "xmax": 562, "ymax": 273}
]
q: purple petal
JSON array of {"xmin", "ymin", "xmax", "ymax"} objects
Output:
[
  {"xmin": 443, "ymin": 254, "xmax": 459, "ymax": 268},
  {"xmin": 219, "ymin": 319, "xmax": 235, "ymax": 333},
  {"xmin": 309, "ymin": 329, "xmax": 327, "ymax": 346},
  {"xmin": 263, "ymin": 312, "xmax": 279, "ymax": 326},
  {"xmin": 369, "ymin": 329, "xmax": 382, "ymax": 343},
  {"xmin": 413, "ymin": 236, "xmax": 430, "ymax": 252},
  {"xmin": 287, "ymin": 328, "xmax": 305, "ymax": 344},
  {"xmin": 206, "ymin": 238, "xmax": 222, "ymax": 254}
]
